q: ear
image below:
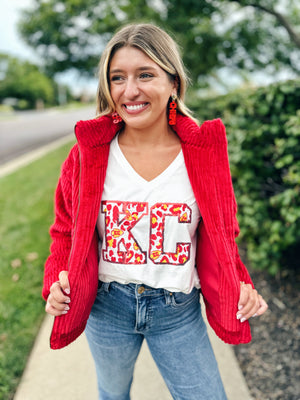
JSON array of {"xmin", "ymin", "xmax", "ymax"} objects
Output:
[{"xmin": 172, "ymin": 76, "xmax": 179, "ymax": 94}]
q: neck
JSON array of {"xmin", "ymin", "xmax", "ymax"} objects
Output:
[{"xmin": 119, "ymin": 120, "xmax": 177, "ymax": 149}]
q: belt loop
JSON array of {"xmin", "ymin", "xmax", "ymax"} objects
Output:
[
  {"xmin": 101, "ymin": 282, "xmax": 110, "ymax": 292},
  {"xmin": 164, "ymin": 289, "xmax": 172, "ymax": 305}
]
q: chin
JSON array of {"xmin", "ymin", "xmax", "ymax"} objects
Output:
[{"xmin": 123, "ymin": 116, "xmax": 152, "ymax": 129}]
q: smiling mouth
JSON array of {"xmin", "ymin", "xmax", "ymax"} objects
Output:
[{"xmin": 124, "ymin": 103, "xmax": 148, "ymax": 111}]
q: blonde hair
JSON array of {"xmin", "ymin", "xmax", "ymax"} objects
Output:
[{"xmin": 96, "ymin": 23, "xmax": 196, "ymax": 122}]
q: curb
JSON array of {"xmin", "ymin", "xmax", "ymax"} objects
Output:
[{"xmin": 0, "ymin": 133, "xmax": 74, "ymax": 179}]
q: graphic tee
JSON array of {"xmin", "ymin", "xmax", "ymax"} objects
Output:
[{"xmin": 97, "ymin": 135, "xmax": 201, "ymax": 293}]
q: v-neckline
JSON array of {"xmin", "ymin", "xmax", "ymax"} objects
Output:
[{"xmin": 113, "ymin": 135, "xmax": 184, "ymax": 188}]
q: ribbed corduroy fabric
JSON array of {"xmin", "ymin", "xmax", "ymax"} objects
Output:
[{"xmin": 43, "ymin": 114, "xmax": 253, "ymax": 349}]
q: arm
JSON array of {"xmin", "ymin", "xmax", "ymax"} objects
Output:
[
  {"xmin": 43, "ymin": 146, "xmax": 78, "ymax": 315},
  {"xmin": 233, "ymin": 200, "xmax": 268, "ymax": 322}
]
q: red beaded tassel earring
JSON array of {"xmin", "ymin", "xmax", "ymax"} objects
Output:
[
  {"xmin": 168, "ymin": 94, "xmax": 177, "ymax": 126},
  {"xmin": 112, "ymin": 112, "xmax": 122, "ymax": 124}
]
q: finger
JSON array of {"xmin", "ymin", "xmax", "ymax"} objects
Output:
[
  {"xmin": 237, "ymin": 285, "xmax": 259, "ymax": 322},
  {"xmin": 238, "ymin": 283, "xmax": 253, "ymax": 310},
  {"xmin": 254, "ymin": 296, "xmax": 268, "ymax": 317},
  {"xmin": 45, "ymin": 299, "xmax": 69, "ymax": 316},
  {"xmin": 243, "ymin": 289, "xmax": 259, "ymax": 315},
  {"xmin": 47, "ymin": 293, "xmax": 70, "ymax": 312},
  {"xmin": 59, "ymin": 270, "xmax": 70, "ymax": 295},
  {"xmin": 240, "ymin": 300, "xmax": 259, "ymax": 321},
  {"xmin": 50, "ymin": 281, "xmax": 70, "ymax": 304}
]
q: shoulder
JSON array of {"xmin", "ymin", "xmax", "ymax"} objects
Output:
[
  {"xmin": 75, "ymin": 115, "xmax": 122, "ymax": 147},
  {"xmin": 64, "ymin": 143, "xmax": 79, "ymax": 165},
  {"xmin": 199, "ymin": 118, "xmax": 227, "ymax": 146},
  {"xmin": 175, "ymin": 114, "xmax": 227, "ymax": 148}
]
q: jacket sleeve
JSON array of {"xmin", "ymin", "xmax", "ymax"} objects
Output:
[
  {"xmin": 232, "ymin": 196, "xmax": 254, "ymax": 287},
  {"xmin": 42, "ymin": 146, "xmax": 78, "ymax": 300}
]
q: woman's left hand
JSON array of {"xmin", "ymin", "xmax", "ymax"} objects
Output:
[{"xmin": 237, "ymin": 283, "xmax": 268, "ymax": 323}]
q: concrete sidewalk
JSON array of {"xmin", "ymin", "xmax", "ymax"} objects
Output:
[{"xmin": 14, "ymin": 302, "xmax": 253, "ymax": 400}]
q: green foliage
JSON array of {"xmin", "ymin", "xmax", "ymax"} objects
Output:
[
  {"xmin": 0, "ymin": 54, "xmax": 56, "ymax": 109},
  {"xmin": 0, "ymin": 141, "xmax": 74, "ymax": 400},
  {"xmin": 188, "ymin": 79, "xmax": 300, "ymax": 275},
  {"xmin": 17, "ymin": 0, "xmax": 162, "ymax": 77},
  {"xmin": 18, "ymin": 0, "xmax": 300, "ymax": 85}
]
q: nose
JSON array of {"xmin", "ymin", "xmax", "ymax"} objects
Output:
[{"xmin": 124, "ymin": 77, "xmax": 140, "ymax": 99}]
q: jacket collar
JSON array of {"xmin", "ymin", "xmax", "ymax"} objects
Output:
[
  {"xmin": 75, "ymin": 115, "xmax": 123, "ymax": 148},
  {"xmin": 74, "ymin": 113, "xmax": 225, "ymax": 149}
]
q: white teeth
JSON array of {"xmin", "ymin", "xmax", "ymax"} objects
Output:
[{"xmin": 125, "ymin": 103, "xmax": 146, "ymax": 111}]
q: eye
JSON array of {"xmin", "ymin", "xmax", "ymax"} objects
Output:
[
  {"xmin": 140, "ymin": 72, "xmax": 153, "ymax": 79},
  {"xmin": 110, "ymin": 75, "xmax": 124, "ymax": 82}
]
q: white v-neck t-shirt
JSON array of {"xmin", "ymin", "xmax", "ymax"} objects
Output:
[{"xmin": 96, "ymin": 135, "xmax": 201, "ymax": 293}]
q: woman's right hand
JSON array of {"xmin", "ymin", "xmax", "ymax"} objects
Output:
[{"xmin": 45, "ymin": 271, "xmax": 71, "ymax": 316}]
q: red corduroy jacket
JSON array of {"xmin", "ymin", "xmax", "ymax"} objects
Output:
[{"xmin": 43, "ymin": 113, "xmax": 254, "ymax": 349}]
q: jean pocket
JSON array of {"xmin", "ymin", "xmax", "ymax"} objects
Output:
[{"xmin": 170, "ymin": 287, "xmax": 199, "ymax": 308}]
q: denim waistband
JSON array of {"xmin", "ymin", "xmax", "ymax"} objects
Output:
[
  {"xmin": 98, "ymin": 280, "xmax": 198, "ymax": 303},
  {"xmin": 99, "ymin": 280, "xmax": 173, "ymax": 294}
]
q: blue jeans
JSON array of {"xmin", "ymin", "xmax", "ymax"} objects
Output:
[{"xmin": 85, "ymin": 281, "xmax": 227, "ymax": 400}]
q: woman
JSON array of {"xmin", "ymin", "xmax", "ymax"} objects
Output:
[{"xmin": 44, "ymin": 23, "xmax": 268, "ymax": 399}]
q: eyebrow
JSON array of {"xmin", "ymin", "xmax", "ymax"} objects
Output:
[{"xmin": 109, "ymin": 66, "xmax": 158, "ymax": 75}]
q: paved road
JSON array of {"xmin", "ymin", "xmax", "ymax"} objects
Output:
[{"xmin": 0, "ymin": 106, "xmax": 95, "ymax": 165}]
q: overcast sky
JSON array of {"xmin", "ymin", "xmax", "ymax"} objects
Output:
[
  {"xmin": 0, "ymin": 0, "xmax": 97, "ymax": 95},
  {"xmin": 0, "ymin": 0, "xmax": 38, "ymax": 61}
]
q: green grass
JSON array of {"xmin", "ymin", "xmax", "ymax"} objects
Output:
[{"xmin": 0, "ymin": 141, "xmax": 75, "ymax": 400}]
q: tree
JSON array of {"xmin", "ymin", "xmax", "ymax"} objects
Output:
[
  {"xmin": 0, "ymin": 54, "xmax": 56, "ymax": 109},
  {"xmin": 18, "ymin": 0, "xmax": 300, "ymax": 88},
  {"xmin": 230, "ymin": 0, "xmax": 300, "ymax": 47}
]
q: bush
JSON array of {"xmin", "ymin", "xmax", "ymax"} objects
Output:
[{"xmin": 188, "ymin": 80, "xmax": 300, "ymax": 275}]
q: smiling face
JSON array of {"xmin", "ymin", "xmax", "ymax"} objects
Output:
[{"xmin": 109, "ymin": 46, "xmax": 176, "ymax": 133}]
